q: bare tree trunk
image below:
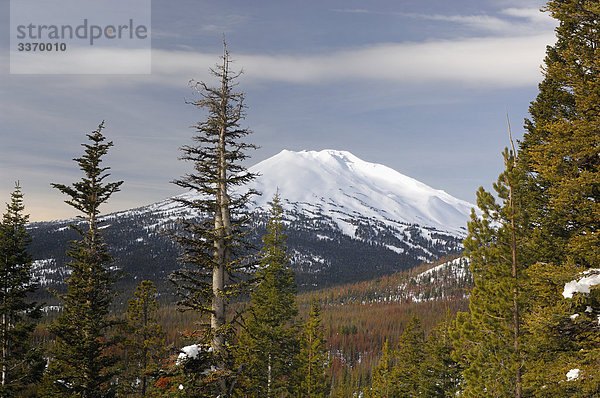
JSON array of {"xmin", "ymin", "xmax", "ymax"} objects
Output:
[
  {"xmin": 212, "ymin": 177, "xmax": 224, "ymax": 356},
  {"xmin": 212, "ymin": 198, "xmax": 226, "ymax": 395},
  {"xmin": 212, "ymin": 46, "xmax": 232, "ymax": 395}
]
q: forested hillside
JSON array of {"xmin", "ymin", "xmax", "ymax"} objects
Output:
[{"xmin": 3, "ymin": 1, "xmax": 600, "ymax": 396}]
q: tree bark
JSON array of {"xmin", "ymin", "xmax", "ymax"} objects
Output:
[{"xmin": 212, "ymin": 46, "xmax": 233, "ymax": 395}]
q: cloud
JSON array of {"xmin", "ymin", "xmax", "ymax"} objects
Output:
[
  {"xmin": 400, "ymin": 13, "xmax": 516, "ymax": 33},
  {"xmin": 398, "ymin": 7, "xmax": 555, "ymax": 35},
  {"xmin": 199, "ymin": 14, "xmax": 249, "ymax": 33},
  {"xmin": 501, "ymin": 7, "xmax": 553, "ymax": 25},
  {"xmin": 9, "ymin": 47, "xmax": 151, "ymax": 74},
  {"xmin": 4, "ymin": 32, "xmax": 554, "ymax": 90},
  {"xmin": 329, "ymin": 5, "xmax": 555, "ymax": 37},
  {"xmin": 148, "ymin": 34, "xmax": 554, "ymax": 88},
  {"xmin": 4, "ymin": 5, "xmax": 555, "ymax": 89},
  {"xmin": 332, "ymin": 9, "xmax": 370, "ymax": 14}
]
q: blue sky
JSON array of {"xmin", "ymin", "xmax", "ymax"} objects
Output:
[{"xmin": 1, "ymin": 0, "xmax": 556, "ymax": 221}]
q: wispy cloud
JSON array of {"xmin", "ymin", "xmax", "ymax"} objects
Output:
[
  {"xmin": 398, "ymin": 7, "xmax": 555, "ymax": 35},
  {"xmin": 199, "ymin": 14, "xmax": 249, "ymax": 33},
  {"xmin": 3, "ymin": 31, "xmax": 555, "ymax": 90},
  {"xmin": 332, "ymin": 9, "xmax": 370, "ymax": 14},
  {"xmin": 501, "ymin": 7, "xmax": 552, "ymax": 25},
  {"xmin": 331, "ymin": 6, "xmax": 554, "ymax": 36},
  {"xmin": 148, "ymin": 33, "xmax": 554, "ymax": 88},
  {"xmin": 9, "ymin": 48, "xmax": 151, "ymax": 75},
  {"xmin": 399, "ymin": 12, "xmax": 515, "ymax": 33}
]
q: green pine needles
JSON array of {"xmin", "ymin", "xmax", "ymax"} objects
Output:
[
  {"xmin": 0, "ymin": 183, "xmax": 42, "ymax": 397},
  {"xmin": 121, "ymin": 280, "xmax": 166, "ymax": 397},
  {"xmin": 453, "ymin": 148, "xmax": 528, "ymax": 398},
  {"xmin": 169, "ymin": 42, "xmax": 258, "ymax": 396},
  {"xmin": 41, "ymin": 122, "xmax": 123, "ymax": 398},
  {"xmin": 297, "ymin": 299, "xmax": 329, "ymax": 398},
  {"xmin": 452, "ymin": 2, "xmax": 600, "ymax": 395},
  {"xmin": 234, "ymin": 194, "xmax": 300, "ymax": 397}
]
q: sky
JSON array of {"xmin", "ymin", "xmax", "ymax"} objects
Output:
[{"xmin": 0, "ymin": 0, "xmax": 558, "ymax": 222}]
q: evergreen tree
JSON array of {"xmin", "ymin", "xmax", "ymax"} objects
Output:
[
  {"xmin": 297, "ymin": 299, "xmax": 329, "ymax": 398},
  {"xmin": 122, "ymin": 280, "xmax": 166, "ymax": 397},
  {"xmin": 0, "ymin": 183, "xmax": 42, "ymax": 397},
  {"xmin": 367, "ymin": 339, "xmax": 396, "ymax": 398},
  {"xmin": 391, "ymin": 316, "xmax": 424, "ymax": 397},
  {"xmin": 518, "ymin": 1, "xmax": 600, "ymax": 394},
  {"xmin": 169, "ymin": 41, "xmax": 257, "ymax": 395},
  {"xmin": 41, "ymin": 122, "xmax": 123, "ymax": 397},
  {"xmin": 234, "ymin": 194, "xmax": 299, "ymax": 397},
  {"xmin": 452, "ymin": 148, "xmax": 528, "ymax": 397},
  {"xmin": 420, "ymin": 319, "xmax": 461, "ymax": 398}
]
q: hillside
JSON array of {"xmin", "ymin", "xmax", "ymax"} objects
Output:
[{"xmin": 27, "ymin": 149, "xmax": 473, "ymax": 296}]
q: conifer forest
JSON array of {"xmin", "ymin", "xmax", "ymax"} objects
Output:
[{"xmin": 3, "ymin": 1, "xmax": 600, "ymax": 397}]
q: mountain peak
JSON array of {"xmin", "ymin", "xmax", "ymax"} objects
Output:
[
  {"xmin": 29, "ymin": 148, "xmax": 472, "ymax": 289},
  {"xmin": 275, "ymin": 149, "xmax": 360, "ymax": 164},
  {"xmin": 249, "ymin": 149, "xmax": 473, "ymax": 236}
]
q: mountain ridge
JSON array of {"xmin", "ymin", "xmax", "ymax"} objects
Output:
[
  {"xmin": 27, "ymin": 149, "xmax": 473, "ymax": 293},
  {"xmin": 246, "ymin": 149, "xmax": 472, "ymax": 236}
]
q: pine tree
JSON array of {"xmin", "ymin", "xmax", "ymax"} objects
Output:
[
  {"xmin": 122, "ymin": 280, "xmax": 166, "ymax": 397},
  {"xmin": 452, "ymin": 148, "xmax": 528, "ymax": 397},
  {"xmin": 169, "ymin": 41, "xmax": 257, "ymax": 395},
  {"xmin": 391, "ymin": 316, "xmax": 424, "ymax": 397},
  {"xmin": 367, "ymin": 340, "xmax": 396, "ymax": 398},
  {"xmin": 0, "ymin": 183, "xmax": 42, "ymax": 397},
  {"xmin": 420, "ymin": 319, "xmax": 461, "ymax": 398},
  {"xmin": 297, "ymin": 299, "xmax": 329, "ymax": 398},
  {"xmin": 234, "ymin": 194, "xmax": 299, "ymax": 397},
  {"xmin": 41, "ymin": 122, "xmax": 123, "ymax": 397},
  {"xmin": 518, "ymin": 1, "xmax": 600, "ymax": 395}
]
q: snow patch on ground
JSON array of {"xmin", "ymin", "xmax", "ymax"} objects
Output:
[
  {"xmin": 566, "ymin": 368, "xmax": 580, "ymax": 381},
  {"xmin": 384, "ymin": 244, "xmax": 405, "ymax": 254}
]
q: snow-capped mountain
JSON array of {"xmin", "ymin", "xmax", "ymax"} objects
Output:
[
  {"xmin": 247, "ymin": 149, "xmax": 472, "ymax": 236},
  {"xmin": 27, "ymin": 149, "xmax": 474, "ymax": 294}
]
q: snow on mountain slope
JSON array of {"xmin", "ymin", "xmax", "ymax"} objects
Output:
[
  {"xmin": 246, "ymin": 149, "xmax": 473, "ymax": 236},
  {"xmin": 29, "ymin": 149, "xmax": 475, "ymax": 289},
  {"xmin": 321, "ymin": 257, "xmax": 473, "ymax": 306},
  {"xmin": 107, "ymin": 149, "xmax": 473, "ymax": 239}
]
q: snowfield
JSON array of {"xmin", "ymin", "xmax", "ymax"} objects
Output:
[{"xmin": 246, "ymin": 149, "xmax": 473, "ymax": 237}]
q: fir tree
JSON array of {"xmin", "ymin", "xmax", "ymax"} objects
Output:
[
  {"xmin": 453, "ymin": 148, "xmax": 528, "ymax": 397},
  {"xmin": 41, "ymin": 122, "xmax": 123, "ymax": 397},
  {"xmin": 391, "ymin": 316, "xmax": 424, "ymax": 397},
  {"xmin": 169, "ymin": 41, "xmax": 257, "ymax": 395},
  {"xmin": 234, "ymin": 194, "xmax": 299, "ymax": 397},
  {"xmin": 122, "ymin": 280, "xmax": 166, "ymax": 397},
  {"xmin": 518, "ymin": 1, "xmax": 600, "ymax": 394},
  {"xmin": 297, "ymin": 299, "xmax": 329, "ymax": 398},
  {"xmin": 367, "ymin": 339, "xmax": 396, "ymax": 398},
  {"xmin": 0, "ymin": 183, "xmax": 42, "ymax": 397},
  {"xmin": 420, "ymin": 319, "xmax": 462, "ymax": 398}
]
